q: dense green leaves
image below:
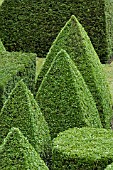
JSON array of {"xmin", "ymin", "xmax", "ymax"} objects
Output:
[
  {"xmin": 52, "ymin": 127, "xmax": 113, "ymax": 170},
  {"xmin": 0, "ymin": 51, "xmax": 36, "ymax": 110},
  {"xmin": 0, "ymin": 80, "xmax": 51, "ymax": 160},
  {"xmin": 105, "ymin": 162, "xmax": 113, "ymax": 170},
  {"xmin": 36, "ymin": 15, "xmax": 112, "ymax": 129},
  {"xmin": 36, "ymin": 50, "xmax": 102, "ymax": 139},
  {"xmin": 0, "ymin": 0, "xmax": 112, "ymax": 62},
  {"xmin": 0, "ymin": 127, "xmax": 49, "ymax": 170}
]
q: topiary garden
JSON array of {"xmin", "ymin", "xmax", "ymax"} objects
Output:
[
  {"xmin": 36, "ymin": 49, "xmax": 102, "ymax": 139},
  {"xmin": 36, "ymin": 15, "xmax": 112, "ymax": 129},
  {"xmin": 0, "ymin": 1, "xmax": 113, "ymax": 169}
]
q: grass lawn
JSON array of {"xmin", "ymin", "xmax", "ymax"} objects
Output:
[{"xmin": 103, "ymin": 62, "xmax": 113, "ymax": 104}]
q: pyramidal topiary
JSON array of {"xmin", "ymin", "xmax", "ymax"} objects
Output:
[
  {"xmin": 0, "ymin": 80, "xmax": 51, "ymax": 160},
  {"xmin": 36, "ymin": 15, "xmax": 112, "ymax": 129},
  {"xmin": 0, "ymin": 39, "xmax": 6, "ymax": 52},
  {"xmin": 0, "ymin": 127, "xmax": 49, "ymax": 170},
  {"xmin": 36, "ymin": 50, "xmax": 102, "ymax": 139},
  {"xmin": 0, "ymin": 51, "xmax": 36, "ymax": 111}
]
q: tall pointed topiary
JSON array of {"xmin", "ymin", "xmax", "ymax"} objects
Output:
[
  {"xmin": 36, "ymin": 15, "xmax": 112, "ymax": 129},
  {"xmin": 0, "ymin": 39, "xmax": 6, "ymax": 52},
  {"xmin": 36, "ymin": 50, "xmax": 102, "ymax": 139},
  {"xmin": 0, "ymin": 51, "xmax": 36, "ymax": 111},
  {"xmin": 0, "ymin": 80, "xmax": 51, "ymax": 160},
  {"xmin": 0, "ymin": 127, "xmax": 49, "ymax": 170}
]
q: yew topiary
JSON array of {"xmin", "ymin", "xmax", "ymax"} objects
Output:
[
  {"xmin": 36, "ymin": 15, "xmax": 112, "ymax": 129},
  {"xmin": 0, "ymin": 51, "xmax": 36, "ymax": 110},
  {"xmin": 0, "ymin": 127, "xmax": 49, "ymax": 170},
  {"xmin": 0, "ymin": 80, "xmax": 51, "ymax": 160},
  {"xmin": 36, "ymin": 50, "xmax": 102, "ymax": 139}
]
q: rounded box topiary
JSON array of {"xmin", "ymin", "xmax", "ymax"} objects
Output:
[
  {"xmin": 36, "ymin": 49, "xmax": 102, "ymax": 139},
  {"xmin": 0, "ymin": 127, "xmax": 49, "ymax": 170},
  {"xmin": 52, "ymin": 127, "xmax": 113, "ymax": 170}
]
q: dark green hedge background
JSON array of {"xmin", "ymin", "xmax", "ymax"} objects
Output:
[{"xmin": 0, "ymin": 0, "xmax": 113, "ymax": 63}]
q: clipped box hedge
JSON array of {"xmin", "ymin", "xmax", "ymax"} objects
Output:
[
  {"xmin": 36, "ymin": 50, "xmax": 102, "ymax": 139},
  {"xmin": 52, "ymin": 127, "xmax": 113, "ymax": 170},
  {"xmin": 0, "ymin": 51, "xmax": 36, "ymax": 110},
  {"xmin": 0, "ymin": 39, "xmax": 6, "ymax": 52},
  {"xmin": 0, "ymin": 80, "xmax": 51, "ymax": 161},
  {"xmin": 0, "ymin": 127, "xmax": 49, "ymax": 170},
  {"xmin": 36, "ymin": 15, "xmax": 112, "ymax": 129},
  {"xmin": 0, "ymin": 0, "xmax": 112, "ymax": 63}
]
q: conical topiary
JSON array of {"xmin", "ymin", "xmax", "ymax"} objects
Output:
[
  {"xmin": 0, "ymin": 127, "xmax": 49, "ymax": 170},
  {"xmin": 36, "ymin": 15, "xmax": 112, "ymax": 129},
  {"xmin": 36, "ymin": 50, "xmax": 102, "ymax": 139},
  {"xmin": 0, "ymin": 51, "xmax": 36, "ymax": 111},
  {"xmin": 0, "ymin": 80, "xmax": 51, "ymax": 160}
]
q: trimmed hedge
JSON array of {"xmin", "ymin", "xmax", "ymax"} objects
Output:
[
  {"xmin": 36, "ymin": 15, "xmax": 112, "ymax": 129},
  {"xmin": 0, "ymin": 51, "xmax": 36, "ymax": 110},
  {"xmin": 0, "ymin": 0, "xmax": 113, "ymax": 62},
  {"xmin": 0, "ymin": 0, "xmax": 112, "ymax": 62},
  {"xmin": 0, "ymin": 127, "xmax": 49, "ymax": 170},
  {"xmin": 36, "ymin": 50, "xmax": 102, "ymax": 139},
  {"xmin": 0, "ymin": 80, "xmax": 51, "ymax": 161},
  {"xmin": 52, "ymin": 127, "xmax": 113, "ymax": 170},
  {"xmin": 0, "ymin": 39, "xmax": 6, "ymax": 52}
]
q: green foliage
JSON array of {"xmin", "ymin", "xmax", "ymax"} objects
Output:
[
  {"xmin": 0, "ymin": 39, "xmax": 6, "ymax": 52},
  {"xmin": 0, "ymin": 0, "xmax": 112, "ymax": 62},
  {"xmin": 36, "ymin": 50, "xmax": 102, "ymax": 139},
  {"xmin": 0, "ymin": 80, "xmax": 51, "ymax": 160},
  {"xmin": 0, "ymin": 51, "xmax": 36, "ymax": 110},
  {"xmin": 105, "ymin": 162, "xmax": 113, "ymax": 170},
  {"xmin": 36, "ymin": 15, "xmax": 112, "ymax": 129},
  {"xmin": 52, "ymin": 127, "xmax": 113, "ymax": 170},
  {"xmin": 0, "ymin": 127, "xmax": 49, "ymax": 170}
]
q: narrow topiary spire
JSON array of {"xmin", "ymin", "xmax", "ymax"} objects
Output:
[
  {"xmin": 0, "ymin": 80, "xmax": 51, "ymax": 160},
  {"xmin": 0, "ymin": 39, "xmax": 6, "ymax": 52},
  {"xmin": 0, "ymin": 127, "xmax": 49, "ymax": 170},
  {"xmin": 36, "ymin": 50, "xmax": 102, "ymax": 139},
  {"xmin": 36, "ymin": 15, "xmax": 112, "ymax": 129}
]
